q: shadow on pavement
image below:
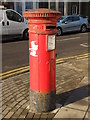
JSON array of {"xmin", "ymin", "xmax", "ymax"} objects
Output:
[{"xmin": 56, "ymin": 84, "xmax": 89, "ymax": 107}]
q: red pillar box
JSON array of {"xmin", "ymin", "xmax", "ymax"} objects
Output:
[{"xmin": 24, "ymin": 9, "xmax": 61, "ymax": 112}]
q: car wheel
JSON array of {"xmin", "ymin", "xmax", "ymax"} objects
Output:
[
  {"xmin": 57, "ymin": 28, "xmax": 62, "ymax": 36},
  {"xmin": 81, "ymin": 25, "xmax": 87, "ymax": 33},
  {"xmin": 23, "ymin": 29, "xmax": 29, "ymax": 40}
]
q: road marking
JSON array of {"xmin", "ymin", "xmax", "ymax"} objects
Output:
[
  {"xmin": 80, "ymin": 43, "xmax": 88, "ymax": 48},
  {"xmin": 0, "ymin": 53, "xmax": 89, "ymax": 79},
  {"xmin": 57, "ymin": 37, "xmax": 80, "ymax": 42},
  {"xmin": 1, "ymin": 67, "xmax": 29, "ymax": 79},
  {"xmin": 0, "ymin": 66, "xmax": 29, "ymax": 76},
  {"xmin": 56, "ymin": 53, "xmax": 89, "ymax": 63},
  {"xmin": 78, "ymin": 32, "xmax": 88, "ymax": 35}
]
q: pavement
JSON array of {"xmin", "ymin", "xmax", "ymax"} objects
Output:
[{"xmin": 0, "ymin": 55, "xmax": 89, "ymax": 120}]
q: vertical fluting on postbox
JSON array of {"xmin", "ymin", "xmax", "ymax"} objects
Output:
[{"xmin": 24, "ymin": 9, "xmax": 61, "ymax": 112}]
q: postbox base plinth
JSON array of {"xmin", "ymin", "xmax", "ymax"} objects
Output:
[{"xmin": 30, "ymin": 89, "xmax": 56, "ymax": 112}]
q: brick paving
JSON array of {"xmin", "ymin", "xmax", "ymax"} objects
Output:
[{"xmin": 0, "ymin": 57, "xmax": 89, "ymax": 119}]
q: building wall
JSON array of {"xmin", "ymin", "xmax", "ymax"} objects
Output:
[
  {"xmin": 14, "ymin": 2, "xmax": 34, "ymax": 15},
  {"xmin": 58, "ymin": 2, "xmax": 64, "ymax": 15},
  {"xmin": 78, "ymin": 2, "xmax": 90, "ymax": 22},
  {"xmin": 63, "ymin": 2, "xmax": 90, "ymax": 21},
  {"xmin": 88, "ymin": 2, "xmax": 90, "ymax": 22},
  {"xmin": 39, "ymin": 2, "xmax": 48, "ymax": 8},
  {"xmin": 1, "ymin": 1, "xmax": 90, "ymax": 21},
  {"xmin": 1, "ymin": 2, "xmax": 14, "ymax": 9},
  {"xmin": 81, "ymin": 2, "xmax": 89, "ymax": 17}
]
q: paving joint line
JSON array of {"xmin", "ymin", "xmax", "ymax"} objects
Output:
[
  {"xmin": 2, "ymin": 84, "xmax": 29, "ymax": 99},
  {"xmin": 2, "ymin": 88, "xmax": 29, "ymax": 105},
  {"xmin": 13, "ymin": 106, "xmax": 28, "ymax": 119},
  {"xmin": 65, "ymin": 106, "xmax": 87, "ymax": 113},
  {"xmin": 82, "ymin": 106, "xmax": 89, "ymax": 120},
  {"xmin": 2, "ymin": 96, "xmax": 29, "ymax": 119}
]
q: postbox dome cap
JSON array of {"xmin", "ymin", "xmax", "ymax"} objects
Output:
[{"xmin": 23, "ymin": 8, "xmax": 61, "ymax": 19}]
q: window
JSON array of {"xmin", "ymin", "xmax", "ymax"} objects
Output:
[
  {"xmin": 16, "ymin": 2, "xmax": 22, "ymax": 15},
  {"xmin": 57, "ymin": 17, "xmax": 65, "ymax": 23},
  {"xmin": 73, "ymin": 16, "xmax": 80, "ymax": 21},
  {"xmin": 72, "ymin": 5, "xmax": 77, "ymax": 14},
  {"xmin": 50, "ymin": 2, "xmax": 56, "ymax": 10},
  {"xmin": 65, "ymin": 17, "xmax": 72, "ymax": 22},
  {"xmin": 0, "ymin": 11, "xmax": 3, "ymax": 22},
  {"xmin": 25, "ymin": 2, "xmax": 33, "ymax": 10},
  {"xmin": 57, "ymin": 19, "xmax": 60, "ymax": 22},
  {"xmin": 60, "ymin": 16, "xmax": 65, "ymax": 20},
  {"xmin": 6, "ymin": 10, "xmax": 22, "ymax": 22},
  {"xmin": 58, "ymin": 2, "xmax": 64, "ymax": 15},
  {"xmin": 39, "ymin": 2, "xmax": 48, "ymax": 8}
]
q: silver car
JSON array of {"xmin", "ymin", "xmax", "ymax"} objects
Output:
[{"xmin": 57, "ymin": 15, "xmax": 88, "ymax": 35}]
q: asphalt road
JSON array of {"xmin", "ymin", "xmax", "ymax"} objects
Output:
[{"xmin": 2, "ymin": 31, "xmax": 89, "ymax": 72}]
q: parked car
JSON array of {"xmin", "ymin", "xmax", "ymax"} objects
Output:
[
  {"xmin": 0, "ymin": 7, "xmax": 28, "ymax": 40},
  {"xmin": 57, "ymin": 15, "xmax": 88, "ymax": 35}
]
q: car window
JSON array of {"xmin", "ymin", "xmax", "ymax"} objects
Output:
[
  {"xmin": 6, "ymin": 10, "xmax": 22, "ymax": 22},
  {"xmin": 60, "ymin": 16, "xmax": 65, "ymax": 20},
  {"xmin": 65, "ymin": 17, "xmax": 72, "ymax": 22},
  {"xmin": 57, "ymin": 16, "xmax": 65, "ymax": 23},
  {"xmin": 73, "ymin": 16, "xmax": 80, "ymax": 21},
  {"xmin": 0, "ymin": 11, "xmax": 3, "ymax": 22},
  {"xmin": 57, "ymin": 19, "xmax": 60, "ymax": 22}
]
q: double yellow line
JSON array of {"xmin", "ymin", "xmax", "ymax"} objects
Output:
[
  {"xmin": 56, "ymin": 53, "xmax": 90, "ymax": 64},
  {"xmin": 0, "ymin": 53, "xmax": 89, "ymax": 79},
  {"xmin": 0, "ymin": 66, "xmax": 29, "ymax": 79}
]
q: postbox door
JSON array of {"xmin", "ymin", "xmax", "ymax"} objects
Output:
[
  {"xmin": 50, "ymin": 58, "xmax": 56, "ymax": 90},
  {"xmin": 38, "ymin": 35, "xmax": 56, "ymax": 92}
]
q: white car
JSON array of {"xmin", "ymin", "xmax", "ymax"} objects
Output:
[{"xmin": 0, "ymin": 8, "xmax": 28, "ymax": 40}]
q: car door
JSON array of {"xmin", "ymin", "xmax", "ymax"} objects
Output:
[
  {"xmin": 5, "ymin": 10, "xmax": 25, "ymax": 36},
  {"xmin": 62, "ymin": 16, "xmax": 74, "ymax": 32},
  {"xmin": 72, "ymin": 16, "xmax": 81, "ymax": 31},
  {"xmin": 0, "ymin": 10, "xmax": 8, "ymax": 36}
]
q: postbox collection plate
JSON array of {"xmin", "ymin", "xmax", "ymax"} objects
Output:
[{"xmin": 48, "ymin": 35, "xmax": 55, "ymax": 50}]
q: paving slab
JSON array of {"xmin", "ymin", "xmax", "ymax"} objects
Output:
[
  {"xmin": 65, "ymin": 97, "xmax": 88, "ymax": 112},
  {"xmin": 88, "ymin": 104, "xmax": 90, "ymax": 112},
  {"xmin": 85, "ymin": 112, "xmax": 89, "ymax": 119},
  {"xmin": 53, "ymin": 107, "xmax": 86, "ymax": 119}
]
